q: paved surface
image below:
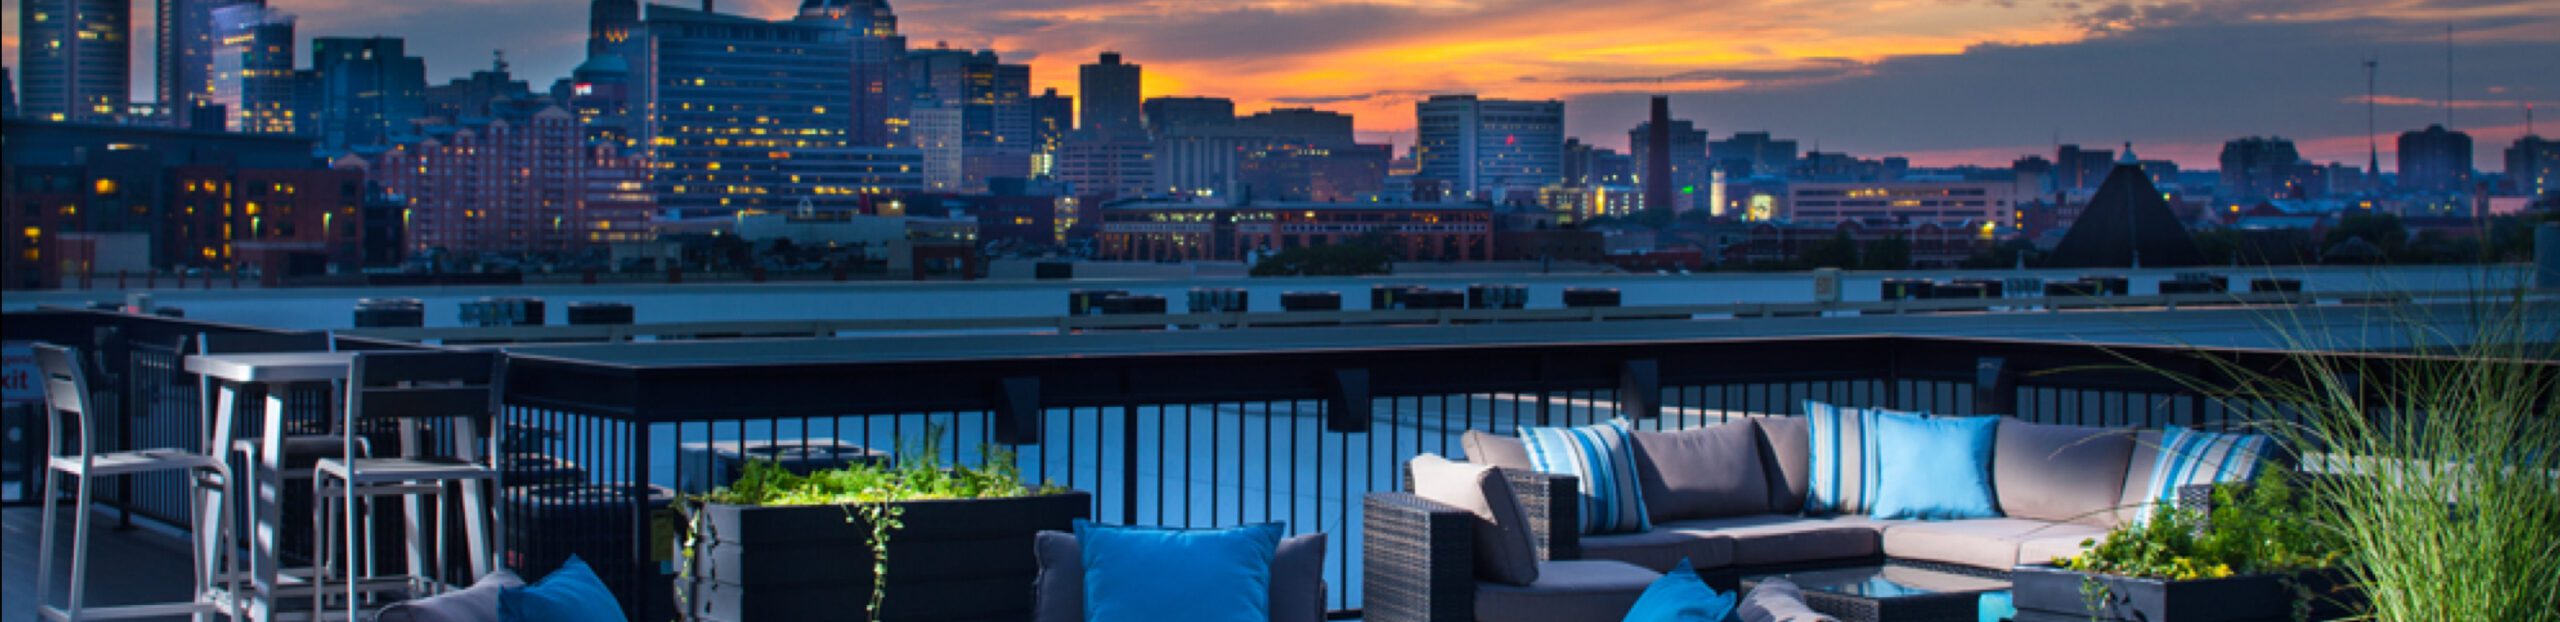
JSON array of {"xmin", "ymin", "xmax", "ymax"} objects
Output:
[{"xmin": 3, "ymin": 506, "xmax": 198, "ymax": 622}]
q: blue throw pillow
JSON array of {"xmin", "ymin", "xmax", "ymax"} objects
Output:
[
  {"xmin": 1803, "ymin": 401, "xmax": 1927, "ymax": 515},
  {"xmin": 1622, "ymin": 558, "xmax": 1737, "ymax": 622},
  {"xmin": 1868, "ymin": 412, "xmax": 2002, "ymax": 520},
  {"xmin": 1520, "ymin": 419, "xmax": 1652, "ymax": 534},
  {"xmin": 1077, "ymin": 520, "xmax": 1282, "ymax": 622},
  {"xmin": 2137, "ymin": 425, "xmax": 2272, "ymax": 515},
  {"xmin": 499, "ymin": 555, "xmax": 627, "ymax": 622}
]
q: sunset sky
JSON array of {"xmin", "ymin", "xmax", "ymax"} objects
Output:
[{"xmin": 6, "ymin": 0, "xmax": 2556, "ymax": 168}]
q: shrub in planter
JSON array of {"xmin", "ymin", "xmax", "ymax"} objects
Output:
[
  {"xmin": 2017, "ymin": 471, "xmax": 2353, "ymax": 622},
  {"xmin": 678, "ymin": 429, "xmax": 1083, "ymax": 622}
]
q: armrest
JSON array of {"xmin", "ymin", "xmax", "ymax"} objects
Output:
[
  {"xmin": 1498, "ymin": 469, "xmax": 1580, "ymax": 561},
  {"xmin": 1363, "ymin": 492, "xmax": 1477, "ymax": 622}
]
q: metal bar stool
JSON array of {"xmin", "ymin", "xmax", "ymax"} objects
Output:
[
  {"xmin": 311, "ymin": 351, "xmax": 506, "ymax": 619},
  {"xmin": 191, "ymin": 331, "xmax": 366, "ymax": 617},
  {"xmin": 32, "ymin": 344, "xmax": 235, "ymax": 621}
]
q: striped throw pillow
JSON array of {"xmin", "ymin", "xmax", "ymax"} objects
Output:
[
  {"xmin": 1520, "ymin": 419, "xmax": 1651, "ymax": 535},
  {"xmin": 1802, "ymin": 401, "xmax": 1926, "ymax": 515},
  {"xmin": 2137, "ymin": 425, "xmax": 2271, "ymax": 516}
]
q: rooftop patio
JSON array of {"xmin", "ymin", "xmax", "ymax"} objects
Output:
[{"xmin": 4, "ymin": 295, "xmax": 2551, "ymax": 621}]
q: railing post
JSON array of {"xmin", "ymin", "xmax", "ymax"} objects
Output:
[
  {"xmin": 1119, "ymin": 403, "xmax": 1139, "ymax": 524},
  {"xmin": 1619, "ymin": 359, "xmax": 1659, "ymax": 420},
  {"xmin": 629, "ymin": 419, "xmax": 653, "ymax": 622},
  {"xmin": 994, "ymin": 376, "xmax": 1043, "ymax": 445},
  {"xmin": 1974, "ymin": 357, "xmax": 2014, "ymax": 416},
  {"xmin": 1327, "ymin": 369, "xmax": 1372, "ymax": 433}
]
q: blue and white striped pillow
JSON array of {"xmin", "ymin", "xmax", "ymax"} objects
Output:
[
  {"xmin": 2137, "ymin": 425, "xmax": 2271, "ymax": 514},
  {"xmin": 1802, "ymin": 401, "xmax": 1926, "ymax": 515},
  {"xmin": 1520, "ymin": 419, "xmax": 1651, "ymax": 535}
]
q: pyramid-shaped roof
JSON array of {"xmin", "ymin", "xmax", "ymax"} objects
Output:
[{"xmin": 2047, "ymin": 164, "xmax": 2205, "ymax": 268}]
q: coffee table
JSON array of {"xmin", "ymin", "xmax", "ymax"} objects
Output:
[{"xmin": 1740, "ymin": 563, "xmax": 2013, "ymax": 622}]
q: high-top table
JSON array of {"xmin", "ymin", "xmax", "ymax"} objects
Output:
[{"xmin": 188, "ymin": 351, "xmax": 356, "ymax": 621}]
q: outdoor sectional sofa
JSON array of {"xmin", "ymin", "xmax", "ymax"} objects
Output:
[{"xmin": 1363, "ymin": 414, "xmax": 2225, "ymax": 622}]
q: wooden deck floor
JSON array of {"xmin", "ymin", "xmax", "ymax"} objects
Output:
[{"xmin": 3, "ymin": 506, "xmax": 199, "ymax": 622}]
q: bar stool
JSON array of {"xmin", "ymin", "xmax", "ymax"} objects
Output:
[
  {"xmin": 192, "ymin": 331, "xmax": 364, "ymax": 616},
  {"xmin": 32, "ymin": 344, "xmax": 235, "ymax": 621},
  {"xmin": 311, "ymin": 351, "xmax": 506, "ymax": 618}
]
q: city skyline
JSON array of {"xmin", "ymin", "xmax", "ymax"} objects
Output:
[{"xmin": 5, "ymin": 0, "xmax": 2556, "ymax": 169}]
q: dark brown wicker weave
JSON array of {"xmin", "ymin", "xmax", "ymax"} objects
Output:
[{"xmin": 1364, "ymin": 468, "xmax": 1580, "ymax": 622}]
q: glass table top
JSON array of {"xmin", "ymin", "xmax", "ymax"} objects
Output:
[{"xmin": 1746, "ymin": 564, "xmax": 2013, "ymax": 599}]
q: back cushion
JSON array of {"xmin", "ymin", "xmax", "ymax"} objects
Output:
[
  {"xmin": 1753, "ymin": 416, "xmax": 1812, "ymax": 514},
  {"xmin": 1462, "ymin": 430, "xmax": 1534, "ymax": 471},
  {"xmin": 2114, "ymin": 430, "xmax": 2164, "ymax": 524},
  {"xmin": 1994, "ymin": 419, "xmax": 2136, "ymax": 526},
  {"xmin": 1408, "ymin": 454, "xmax": 1543, "ymax": 586},
  {"xmin": 1632, "ymin": 420, "xmax": 1772, "ymax": 523}
]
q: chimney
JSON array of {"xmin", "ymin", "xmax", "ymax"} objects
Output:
[{"xmin": 1645, "ymin": 96, "xmax": 1675, "ymax": 213}]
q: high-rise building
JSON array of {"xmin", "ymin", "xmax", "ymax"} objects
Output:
[
  {"xmin": 2508, "ymin": 135, "xmax": 2557, "ymax": 197},
  {"xmin": 907, "ymin": 47, "xmax": 1034, "ymax": 191},
  {"xmin": 634, "ymin": 4, "xmax": 923, "ymax": 221},
  {"xmin": 589, "ymin": 0, "xmax": 639, "ymax": 56},
  {"xmin": 20, "ymin": 0, "xmax": 132, "ymax": 122},
  {"xmin": 424, "ymin": 54, "xmax": 535, "ymax": 122},
  {"xmin": 1154, "ymin": 126, "xmax": 1268, "ymax": 198},
  {"xmin": 309, "ymin": 37, "xmax": 426, "ymax": 151},
  {"xmin": 1413, "ymin": 94, "xmax": 1564, "ymax": 202},
  {"xmin": 797, "ymin": 0, "xmax": 907, "ymax": 147},
  {"xmin": 159, "ymin": 0, "xmax": 261, "ymax": 114},
  {"xmin": 567, "ymin": 53, "xmax": 634, "ymax": 146},
  {"xmin": 1238, "ymin": 142, "xmax": 1390, "ymax": 203},
  {"xmin": 210, "ymin": 5, "xmax": 303, "ymax": 135},
  {"xmin": 2396, "ymin": 124, "xmax": 2474, "ymax": 194},
  {"xmin": 1707, "ymin": 131, "xmax": 1798, "ymax": 178},
  {"xmin": 1143, "ymin": 97, "xmax": 1234, "ymax": 134},
  {"xmin": 347, "ymin": 107, "xmax": 588, "ymax": 254},
  {"xmin": 2054, "ymin": 144, "xmax": 2117, "ymax": 192},
  {"xmin": 1058, "ymin": 132, "xmax": 1155, "ymax": 201},
  {"xmin": 1563, "ymin": 138, "xmax": 1635, "ymax": 188},
  {"xmin": 2217, "ymin": 136, "xmax": 2305, "ymax": 202},
  {"xmin": 2, "ymin": 66, "xmax": 17, "ymax": 118},
  {"xmin": 1630, "ymin": 97, "xmax": 1709, "ymax": 212},
  {"xmin": 1239, "ymin": 108, "xmax": 1355, "ymax": 148},
  {"xmin": 1029, "ymin": 88, "xmax": 1073, "ymax": 175},
  {"xmin": 1079, "ymin": 52, "xmax": 1142, "ymax": 137}
]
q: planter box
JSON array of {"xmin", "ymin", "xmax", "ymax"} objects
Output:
[
  {"xmin": 2012, "ymin": 564, "xmax": 2357, "ymax": 622},
  {"xmin": 679, "ymin": 491, "xmax": 1091, "ymax": 622}
]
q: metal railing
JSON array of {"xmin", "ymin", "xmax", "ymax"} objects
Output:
[{"xmin": 6, "ymin": 305, "xmax": 2549, "ymax": 620}]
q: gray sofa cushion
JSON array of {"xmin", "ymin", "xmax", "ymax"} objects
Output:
[
  {"xmin": 1881, "ymin": 518, "xmax": 2106, "ymax": 570},
  {"xmin": 1632, "ymin": 420, "xmax": 1772, "ymax": 524},
  {"xmin": 2114, "ymin": 430, "xmax": 2166, "ymax": 524},
  {"xmin": 1737, "ymin": 578, "xmax": 1840, "ymax": 622},
  {"xmin": 1655, "ymin": 515, "xmax": 1883, "ymax": 566},
  {"xmin": 1462, "ymin": 430, "xmax": 1534, "ymax": 471},
  {"xmin": 1578, "ymin": 527, "xmax": 1735, "ymax": 573},
  {"xmin": 1995, "ymin": 419, "xmax": 2136, "ymax": 527},
  {"xmin": 1033, "ymin": 530, "xmax": 1329, "ymax": 622},
  {"xmin": 1475, "ymin": 559, "xmax": 1660, "ymax": 622},
  {"xmin": 1753, "ymin": 416, "xmax": 1812, "ymax": 514},
  {"xmin": 1409, "ymin": 454, "xmax": 1543, "ymax": 586},
  {"xmin": 373, "ymin": 570, "xmax": 521, "ymax": 622},
  {"xmin": 2018, "ymin": 533, "xmax": 2103, "ymax": 567}
]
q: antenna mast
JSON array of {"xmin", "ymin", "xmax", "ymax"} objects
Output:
[{"xmin": 2364, "ymin": 56, "xmax": 2381, "ymax": 186}]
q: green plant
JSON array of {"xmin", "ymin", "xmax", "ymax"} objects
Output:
[
  {"xmin": 2128, "ymin": 281, "xmax": 2560, "ymax": 622},
  {"xmin": 2056, "ymin": 470, "xmax": 2344, "ymax": 622},
  {"xmin": 682, "ymin": 424, "xmax": 1062, "ymax": 621}
]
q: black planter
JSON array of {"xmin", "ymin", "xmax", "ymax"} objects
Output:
[
  {"xmin": 679, "ymin": 491, "xmax": 1091, "ymax": 622},
  {"xmin": 2011, "ymin": 564, "xmax": 2357, "ymax": 622}
]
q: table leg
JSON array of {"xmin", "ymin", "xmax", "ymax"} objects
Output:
[
  {"xmin": 256, "ymin": 390, "xmax": 288, "ymax": 619},
  {"xmin": 200, "ymin": 382, "xmax": 241, "ymax": 618}
]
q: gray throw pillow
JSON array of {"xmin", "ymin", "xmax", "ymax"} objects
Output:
[
  {"xmin": 1633, "ymin": 420, "xmax": 1772, "ymax": 523},
  {"xmin": 374, "ymin": 570, "xmax": 522, "ymax": 622},
  {"xmin": 1994, "ymin": 418, "xmax": 2136, "ymax": 526},
  {"xmin": 1408, "ymin": 454, "xmax": 1542, "ymax": 586},
  {"xmin": 1461, "ymin": 430, "xmax": 1533, "ymax": 471},
  {"xmin": 1753, "ymin": 416, "xmax": 1813, "ymax": 514},
  {"xmin": 1737, "ymin": 578, "xmax": 1839, "ymax": 622},
  {"xmin": 1033, "ymin": 530, "xmax": 1330, "ymax": 622}
]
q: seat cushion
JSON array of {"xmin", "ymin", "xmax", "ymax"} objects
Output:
[
  {"xmin": 1408, "ymin": 454, "xmax": 1542, "ymax": 586},
  {"xmin": 1033, "ymin": 530, "xmax": 1329, "ymax": 622},
  {"xmin": 1881, "ymin": 519, "xmax": 2106, "ymax": 571},
  {"xmin": 1463, "ymin": 430, "xmax": 1534, "ymax": 471},
  {"xmin": 1656, "ymin": 515, "xmax": 1883, "ymax": 566},
  {"xmin": 2017, "ymin": 533, "xmax": 2103, "ymax": 568},
  {"xmin": 1475, "ymin": 560, "xmax": 1662, "ymax": 622},
  {"xmin": 1632, "ymin": 420, "xmax": 1771, "ymax": 524},
  {"xmin": 1578, "ymin": 526, "xmax": 1735, "ymax": 573},
  {"xmin": 1994, "ymin": 419, "xmax": 2135, "ymax": 527},
  {"xmin": 1752, "ymin": 417, "xmax": 1812, "ymax": 514}
]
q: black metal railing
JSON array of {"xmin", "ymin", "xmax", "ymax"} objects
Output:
[{"xmin": 5, "ymin": 306, "xmax": 2547, "ymax": 621}]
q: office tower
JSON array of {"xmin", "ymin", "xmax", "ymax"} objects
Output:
[
  {"xmin": 1029, "ymin": 88, "xmax": 1074, "ymax": 175},
  {"xmin": 159, "ymin": 0, "xmax": 260, "ymax": 112},
  {"xmin": 635, "ymin": 4, "xmax": 923, "ymax": 220},
  {"xmin": 1706, "ymin": 131, "xmax": 1798, "ymax": 178},
  {"xmin": 798, "ymin": 0, "xmax": 908, "ymax": 147},
  {"xmin": 1058, "ymin": 132, "xmax": 1156, "ymax": 200},
  {"xmin": 2396, "ymin": 124, "xmax": 2474, "ymax": 194},
  {"xmin": 1563, "ymin": 138, "xmax": 1633, "ymax": 188},
  {"xmin": 1413, "ymin": 94, "xmax": 1565, "ymax": 201},
  {"xmin": 1238, "ymin": 143, "xmax": 1391, "ymax": 203},
  {"xmin": 1079, "ymin": 52, "xmax": 1142, "ymax": 136},
  {"xmin": 20, "ymin": 0, "xmax": 132, "ymax": 122},
  {"xmin": 2053, "ymin": 144, "xmax": 2117, "ymax": 192},
  {"xmin": 310, "ymin": 37, "xmax": 426, "ymax": 151},
  {"xmin": 349, "ymin": 107, "xmax": 588, "ymax": 254},
  {"xmin": 1631, "ymin": 97, "xmax": 1709, "ymax": 212},
  {"xmin": 210, "ymin": 5, "xmax": 300, "ymax": 134},
  {"xmin": 590, "ymin": 0, "xmax": 639, "ymax": 56},
  {"xmin": 1143, "ymin": 97, "xmax": 1234, "ymax": 134},
  {"xmin": 907, "ymin": 47, "xmax": 1034, "ymax": 191},
  {"xmin": 2217, "ymin": 136, "xmax": 2305, "ymax": 201},
  {"xmin": 1240, "ymin": 108, "xmax": 1355, "ymax": 148},
  {"xmin": 2506, "ymin": 135, "xmax": 2556, "ymax": 197},
  {"xmin": 1641, "ymin": 97, "xmax": 1674, "ymax": 213}
]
